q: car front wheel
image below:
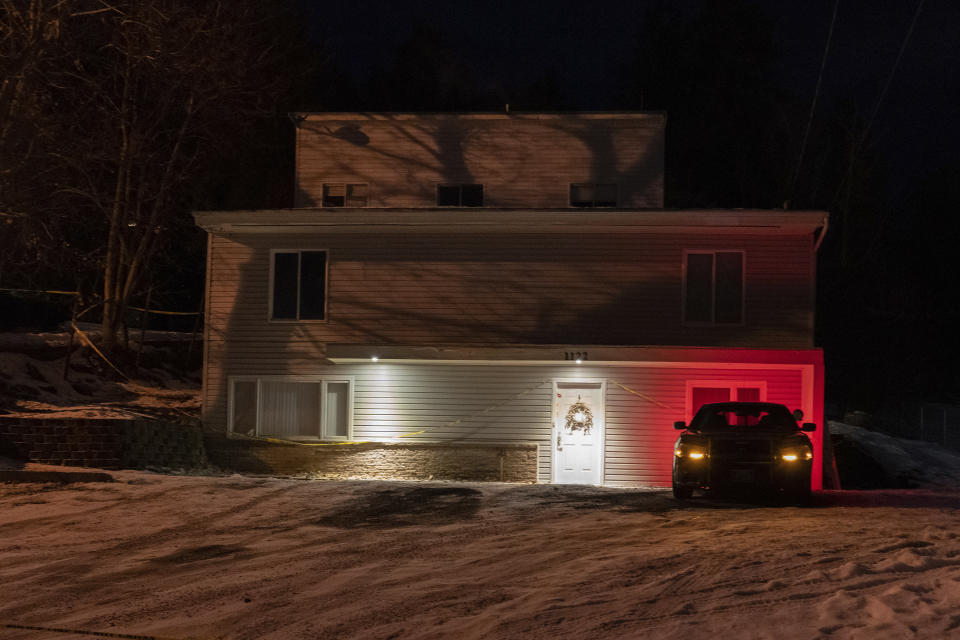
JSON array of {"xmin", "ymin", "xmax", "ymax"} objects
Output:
[{"xmin": 672, "ymin": 482, "xmax": 693, "ymax": 499}]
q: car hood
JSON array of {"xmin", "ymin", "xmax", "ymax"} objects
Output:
[{"xmin": 678, "ymin": 431, "xmax": 811, "ymax": 446}]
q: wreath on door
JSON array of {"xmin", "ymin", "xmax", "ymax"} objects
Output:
[{"xmin": 564, "ymin": 395, "xmax": 594, "ymax": 434}]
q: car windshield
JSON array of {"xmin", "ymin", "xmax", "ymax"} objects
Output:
[{"xmin": 689, "ymin": 403, "xmax": 798, "ymax": 433}]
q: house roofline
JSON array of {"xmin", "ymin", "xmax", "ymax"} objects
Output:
[
  {"xmin": 325, "ymin": 344, "xmax": 824, "ymax": 366},
  {"xmin": 193, "ymin": 209, "xmax": 828, "ymax": 236},
  {"xmin": 289, "ymin": 111, "xmax": 667, "ymax": 122}
]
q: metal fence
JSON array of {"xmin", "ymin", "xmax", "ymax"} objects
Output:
[{"xmin": 916, "ymin": 403, "xmax": 960, "ymax": 450}]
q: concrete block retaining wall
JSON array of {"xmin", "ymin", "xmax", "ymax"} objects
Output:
[
  {"xmin": 0, "ymin": 417, "xmax": 206, "ymax": 469},
  {"xmin": 0, "ymin": 417, "xmax": 539, "ymax": 482},
  {"xmin": 204, "ymin": 435, "xmax": 539, "ymax": 483}
]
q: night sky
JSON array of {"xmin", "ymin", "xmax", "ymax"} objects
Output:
[
  {"xmin": 295, "ymin": 0, "xmax": 960, "ymax": 410},
  {"xmin": 307, "ymin": 0, "xmax": 959, "ymax": 201}
]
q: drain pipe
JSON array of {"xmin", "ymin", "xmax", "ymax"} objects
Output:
[{"xmin": 813, "ymin": 214, "xmax": 830, "ymax": 253}]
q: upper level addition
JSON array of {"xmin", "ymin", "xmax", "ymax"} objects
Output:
[{"xmin": 292, "ymin": 112, "xmax": 665, "ymax": 209}]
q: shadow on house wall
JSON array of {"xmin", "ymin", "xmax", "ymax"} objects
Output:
[{"xmin": 294, "ymin": 112, "xmax": 665, "ymax": 208}]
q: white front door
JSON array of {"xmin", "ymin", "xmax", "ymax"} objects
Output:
[{"xmin": 553, "ymin": 381, "xmax": 604, "ymax": 485}]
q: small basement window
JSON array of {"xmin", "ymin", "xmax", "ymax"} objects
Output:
[
  {"xmin": 230, "ymin": 377, "xmax": 353, "ymax": 440},
  {"xmin": 570, "ymin": 183, "xmax": 617, "ymax": 207},
  {"xmin": 683, "ymin": 250, "xmax": 744, "ymax": 325},
  {"xmin": 437, "ymin": 184, "xmax": 483, "ymax": 207},
  {"xmin": 322, "ymin": 183, "xmax": 367, "ymax": 207},
  {"xmin": 271, "ymin": 250, "xmax": 327, "ymax": 320}
]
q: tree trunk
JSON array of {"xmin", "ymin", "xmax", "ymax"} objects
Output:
[{"xmin": 101, "ymin": 58, "xmax": 134, "ymax": 352}]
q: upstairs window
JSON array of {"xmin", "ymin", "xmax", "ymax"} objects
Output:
[
  {"xmin": 271, "ymin": 250, "xmax": 327, "ymax": 320},
  {"xmin": 437, "ymin": 184, "xmax": 483, "ymax": 207},
  {"xmin": 570, "ymin": 183, "xmax": 617, "ymax": 207},
  {"xmin": 683, "ymin": 250, "xmax": 744, "ymax": 325},
  {"xmin": 322, "ymin": 183, "xmax": 367, "ymax": 207}
]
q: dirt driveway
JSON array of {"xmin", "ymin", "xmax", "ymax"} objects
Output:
[{"xmin": 3, "ymin": 471, "xmax": 960, "ymax": 639}]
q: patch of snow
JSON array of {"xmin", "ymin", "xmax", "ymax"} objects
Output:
[
  {"xmin": 4, "ymin": 477, "xmax": 960, "ymax": 638},
  {"xmin": 830, "ymin": 421, "xmax": 960, "ymax": 488},
  {"xmin": 0, "ymin": 328, "xmax": 199, "ymax": 421}
]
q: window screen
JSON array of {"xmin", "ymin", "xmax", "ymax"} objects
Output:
[
  {"xmin": 325, "ymin": 382, "xmax": 350, "ymax": 439},
  {"xmin": 346, "ymin": 183, "xmax": 368, "ymax": 207},
  {"xmin": 437, "ymin": 184, "xmax": 483, "ymax": 206},
  {"xmin": 323, "ymin": 183, "xmax": 367, "ymax": 207},
  {"xmin": 322, "ymin": 184, "xmax": 345, "ymax": 207},
  {"xmin": 685, "ymin": 253, "xmax": 713, "ymax": 323},
  {"xmin": 272, "ymin": 252, "xmax": 299, "ymax": 319},
  {"xmin": 715, "ymin": 252, "xmax": 743, "ymax": 324},
  {"xmin": 461, "ymin": 184, "xmax": 483, "ymax": 207},
  {"xmin": 272, "ymin": 251, "xmax": 327, "ymax": 320},
  {"xmin": 298, "ymin": 251, "xmax": 327, "ymax": 319},
  {"xmin": 684, "ymin": 251, "xmax": 744, "ymax": 324},
  {"xmin": 259, "ymin": 381, "xmax": 321, "ymax": 437}
]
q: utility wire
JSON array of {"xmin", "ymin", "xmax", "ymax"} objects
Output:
[
  {"xmin": 828, "ymin": 0, "xmax": 926, "ymax": 290},
  {"xmin": 784, "ymin": 0, "xmax": 839, "ymax": 210},
  {"xmin": 832, "ymin": 0, "xmax": 926, "ymax": 212}
]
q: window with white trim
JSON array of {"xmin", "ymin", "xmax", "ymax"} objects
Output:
[
  {"xmin": 230, "ymin": 377, "xmax": 353, "ymax": 440},
  {"xmin": 322, "ymin": 183, "xmax": 367, "ymax": 207},
  {"xmin": 437, "ymin": 183, "xmax": 483, "ymax": 206},
  {"xmin": 683, "ymin": 250, "xmax": 744, "ymax": 324},
  {"xmin": 685, "ymin": 380, "xmax": 767, "ymax": 423},
  {"xmin": 271, "ymin": 250, "xmax": 327, "ymax": 321}
]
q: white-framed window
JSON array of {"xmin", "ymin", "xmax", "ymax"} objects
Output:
[
  {"xmin": 682, "ymin": 249, "xmax": 745, "ymax": 325},
  {"xmin": 437, "ymin": 183, "xmax": 483, "ymax": 206},
  {"xmin": 685, "ymin": 380, "xmax": 767, "ymax": 423},
  {"xmin": 229, "ymin": 376, "xmax": 354, "ymax": 441},
  {"xmin": 322, "ymin": 183, "xmax": 368, "ymax": 207},
  {"xmin": 570, "ymin": 183, "xmax": 617, "ymax": 207},
  {"xmin": 269, "ymin": 249, "xmax": 328, "ymax": 321}
]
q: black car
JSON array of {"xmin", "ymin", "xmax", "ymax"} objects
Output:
[{"xmin": 672, "ymin": 402, "xmax": 816, "ymax": 501}]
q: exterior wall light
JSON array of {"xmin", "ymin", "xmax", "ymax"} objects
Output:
[
  {"xmin": 575, "ymin": 358, "xmax": 583, "ymax": 364},
  {"xmin": 371, "ymin": 356, "xmax": 379, "ymax": 362}
]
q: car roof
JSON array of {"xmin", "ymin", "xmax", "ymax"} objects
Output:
[{"xmin": 697, "ymin": 402, "xmax": 791, "ymax": 412}]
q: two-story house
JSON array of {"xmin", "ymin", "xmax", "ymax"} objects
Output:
[{"xmin": 194, "ymin": 112, "xmax": 828, "ymax": 489}]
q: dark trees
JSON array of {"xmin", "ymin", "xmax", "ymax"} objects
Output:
[
  {"xmin": 0, "ymin": 0, "xmax": 309, "ymax": 348},
  {"xmin": 627, "ymin": 0, "xmax": 789, "ymax": 208}
]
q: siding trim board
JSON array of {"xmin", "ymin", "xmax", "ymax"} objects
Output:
[
  {"xmin": 326, "ymin": 344, "xmax": 824, "ymax": 366},
  {"xmin": 195, "ymin": 209, "xmax": 828, "ymax": 237}
]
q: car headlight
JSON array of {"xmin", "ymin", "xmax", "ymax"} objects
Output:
[
  {"xmin": 778, "ymin": 446, "xmax": 812, "ymax": 462},
  {"xmin": 675, "ymin": 445, "xmax": 707, "ymax": 460}
]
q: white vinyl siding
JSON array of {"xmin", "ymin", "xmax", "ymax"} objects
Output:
[
  {"xmin": 218, "ymin": 363, "xmax": 804, "ymax": 485},
  {"xmin": 212, "ymin": 233, "xmax": 812, "ymax": 349},
  {"xmin": 294, "ymin": 114, "xmax": 665, "ymax": 208}
]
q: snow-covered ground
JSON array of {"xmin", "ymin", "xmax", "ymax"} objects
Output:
[
  {"xmin": 4, "ymin": 470, "xmax": 960, "ymax": 640},
  {"xmin": 6, "ymin": 329, "xmax": 960, "ymax": 638},
  {"xmin": 0, "ymin": 325, "xmax": 200, "ymax": 421},
  {"xmin": 831, "ymin": 420, "xmax": 960, "ymax": 488}
]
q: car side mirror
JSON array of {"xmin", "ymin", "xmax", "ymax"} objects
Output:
[
  {"xmin": 792, "ymin": 409, "xmax": 804, "ymax": 421},
  {"xmin": 801, "ymin": 422, "xmax": 816, "ymax": 432},
  {"xmin": 674, "ymin": 421, "xmax": 687, "ymax": 430}
]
